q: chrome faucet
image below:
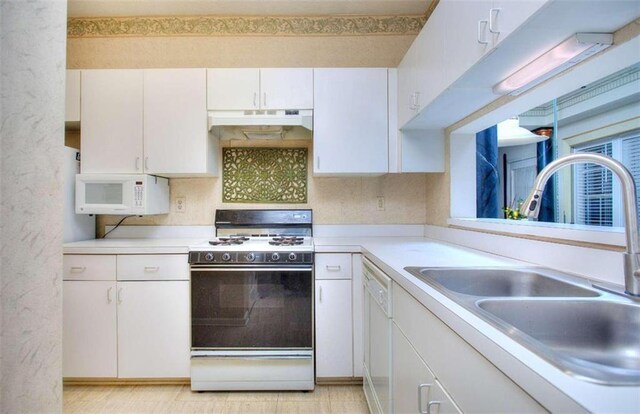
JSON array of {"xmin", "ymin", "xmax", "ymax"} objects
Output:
[{"xmin": 520, "ymin": 153, "xmax": 640, "ymax": 296}]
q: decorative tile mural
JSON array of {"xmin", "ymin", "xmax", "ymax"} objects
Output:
[{"xmin": 223, "ymin": 148, "xmax": 307, "ymax": 203}]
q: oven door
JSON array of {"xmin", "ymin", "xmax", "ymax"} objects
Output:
[{"xmin": 190, "ymin": 266, "xmax": 313, "ymax": 350}]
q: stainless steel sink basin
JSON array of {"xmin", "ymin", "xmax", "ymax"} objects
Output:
[
  {"xmin": 404, "ymin": 267, "xmax": 599, "ymax": 298},
  {"xmin": 402, "ymin": 265, "xmax": 640, "ymax": 385},
  {"xmin": 476, "ymin": 299, "xmax": 640, "ymax": 385}
]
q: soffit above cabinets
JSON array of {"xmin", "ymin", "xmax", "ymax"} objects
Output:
[{"xmin": 67, "ymin": 0, "xmax": 434, "ymax": 18}]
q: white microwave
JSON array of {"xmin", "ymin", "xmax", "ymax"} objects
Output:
[{"xmin": 76, "ymin": 174, "xmax": 170, "ymax": 215}]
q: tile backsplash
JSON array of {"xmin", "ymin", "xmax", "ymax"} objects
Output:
[{"xmin": 96, "ymin": 141, "xmax": 431, "ymax": 235}]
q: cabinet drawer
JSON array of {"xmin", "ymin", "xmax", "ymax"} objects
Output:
[
  {"xmin": 393, "ymin": 286, "xmax": 545, "ymax": 413},
  {"xmin": 315, "ymin": 254, "xmax": 352, "ymax": 280},
  {"xmin": 117, "ymin": 254, "xmax": 189, "ymax": 281},
  {"xmin": 63, "ymin": 255, "xmax": 116, "ymax": 281}
]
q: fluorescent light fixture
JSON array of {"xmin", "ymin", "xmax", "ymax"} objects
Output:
[
  {"xmin": 493, "ymin": 33, "xmax": 613, "ymax": 96},
  {"xmin": 497, "ymin": 117, "xmax": 549, "ymax": 147}
]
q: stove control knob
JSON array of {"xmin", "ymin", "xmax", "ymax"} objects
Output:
[
  {"xmin": 271, "ymin": 253, "xmax": 280, "ymax": 261},
  {"xmin": 288, "ymin": 252, "xmax": 297, "ymax": 261},
  {"xmin": 245, "ymin": 253, "xmax": 256, "ymax": 262},
  {"xmin": 204, "ymin": 252, "xmax": 214, "ymax": 262},
  {"xmin": 222, "ymin": 252, "xmax": 231, "ymax": 262}
]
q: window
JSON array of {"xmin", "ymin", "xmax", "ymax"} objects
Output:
[{"xmin": 573, "ymin": 132, "xmax": 640, "ymax": 227}]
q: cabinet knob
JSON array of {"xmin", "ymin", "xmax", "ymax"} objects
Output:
[
  {"xmin": 253, "ymin": 92, "xmax": 257, "ymax": 108},
  {"xmin": 107, "ymin": 287, "xmax": 113, "ymax": 304}
]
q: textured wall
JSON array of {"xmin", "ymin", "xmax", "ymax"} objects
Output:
[
  {"xmin": 0, "ymin": 0, "xmax": 66, "ymax": 412},
  {"xmin": 67, "ymin": 35, "xmax": 416, "ymax": 69},
  {"xmin": 97, "ymin": 140, "xmax": 429, "ymax": 234}
]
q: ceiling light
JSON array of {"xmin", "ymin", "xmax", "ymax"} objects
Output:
[
  {"xmin": 497, "ymin": 117, "xmax": 549, "ymax": 147},
  {"xmin": 493, "ymin": 33, "xmax": 613, "ymax": 96}
]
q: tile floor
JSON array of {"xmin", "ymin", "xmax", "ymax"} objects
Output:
[{"xmin": 63, "ymin": 384, "xmax": 370, "ymax": 414}]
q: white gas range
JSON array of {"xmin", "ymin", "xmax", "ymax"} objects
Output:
[{"xmin": 188, "ymin": 209, "xmax": 315, "ymax": 391}]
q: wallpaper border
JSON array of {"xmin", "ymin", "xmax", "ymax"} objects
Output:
[{"xmin": 67, "ymin": 14, "xmax": 427, "ymax": 38}]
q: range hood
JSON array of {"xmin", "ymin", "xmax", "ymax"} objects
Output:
[{"xmin": 208, "ymin": 109, "xmax": 313, "ymax": 140}]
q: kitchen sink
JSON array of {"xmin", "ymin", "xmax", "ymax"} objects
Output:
[
  {"xmin": 403, "ymin": 265, "xmax": 640, "ymax": 385},
  {"xmin": 477, "ymin": 299, "xmax": 640, "ymax": 385},
  {"xmin": 404, "ymin": 267, "xmax": 599, "ymax": 298}
]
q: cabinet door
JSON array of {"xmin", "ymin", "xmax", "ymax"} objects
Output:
[
  {"xmin": 81, "ymin": 70, "xmax": 144, "ymax": 173},
  {"xmin": 393, "ymin": 324, "xmax": 462, "ymax": 414},
  {"xmin": 352, "ymin": 254, "xmax": 364, "ymax": 377},
  {"xmin": 441, "ymin": 0, "xmax": 492, "ymax": 92},
  {"xmin": 117, "ymin": 281, "xmax": 190, "ymax": 378},
  {"xmin": 144, "ymin": 69, "xmax": 209, "ymax": 175},
  {"xmin": 314, "ymin": 68, "xmax": 388, "ymax": 175},
  {"xmin": 65, "ymin": 70, "xmax": 81, "ymax": 123},
  {"xmin": 207, "ymin": 68, "xmax": 260, "ymax": 110},
  {"xmin": 63, "ymin": 281, "xmax": 117, "ymax": 377},
  {"xmin": 369, "ymin": 292, "xmax": 391, "ymax": 414},
  {"xmin": 490, "ymin": 0, "xmax": 549, "ymax": 47},
  {"xmin": 260, "ymin": 68, "xmax": 313, "ymax": 110},
  {"xmin": 315, "ymin": 279, "xmax": 353, "ymax": 378}
]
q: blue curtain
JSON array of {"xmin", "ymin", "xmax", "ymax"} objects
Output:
[
  {"xmin": 536, "ymin": 137, "xmax": 556, "ymax": 222},
  {"xmin": 476, "ymin": 125, "xmax": 500, "ymax": 218}
]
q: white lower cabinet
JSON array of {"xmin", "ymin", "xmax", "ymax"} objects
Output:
[
  {"xmin": 393, "ymin": 323, "xmax": 460, "ymax": 414},
  {"xmin": 393, "ymin": 284, "xmax": 545, "ymax": 413},
  {"xmin": 117, "ymin": 281, "xmax": 190, "ymax": 378},
  {"xmin": 315, "ymin": 253, "xmax": 364, "ymax": 379},
  {"xmin": 63, "ymin": 281, "xmax": 118, "ymax": 378},
  {"xmin": 62, "ymin": 254, "xmax": 190, "ymax": 379},
  {"xmin": 315, "ymin": 279, "xmax": 353, "ymax": 377}
]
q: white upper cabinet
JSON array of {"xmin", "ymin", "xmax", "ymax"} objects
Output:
[
  {"xmin": 490, "ymin": 0, "xmax": 549, "ymax": 47},
  {"xmin": 260, "ymin": 68, "xmax": 313, "ymax": 110},
  {"xmin": 207, "ymin": 68, "xmax": 313, "ymax": 110},
  {"xmin": 440, "ymin": 0, "xmax": 494, "ymax": 89},
  {"xmin": 314, "ymin": 68, "xmax": 389, "ymax": 175},
  {"xmin": 144, "ymin": 69, "xmax": 215, "ymax": 176},
  {"xmin": 207, "ymin": 68, "xmax": 260, "ymax": 110},
  {"xmin": 82, "ymin": 69, "xmax": 218, "ymax": 177},
  {"xmin": 65, "ymin": 69, "xmax": 81, "ymax": 124},
  {"xmin": 397, "ymin": 0, "xmax": 549, "ymax": 131},
  {"xmin": 81, "ymin": 69, "xmax": 144, "ymax": 174}
]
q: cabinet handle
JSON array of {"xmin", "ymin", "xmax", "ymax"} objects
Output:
[
  {"xmin": 410, "ymin": 91, "xmax": 421, "ymax": 110},
  {"xmin": 117, "ymin": 287, "xmax": 123, "ymax": 304},
  {"xmin": 427, "ymin": 400, "xmax": 442, "ymax": 414},
  {"xmin": 135, "ymin": 157, "xmax": 140, "ymax": 171},
  {"xmin": 489, "ymin": 8, "xmax": 501, "ymax": 34},
  {"xmin": 326, "ymin": 265, "xmax": 341, "ymax": 271},
  {"xmin": 253, "ymin": 92, "xmax": 257, "ymax": 108},
  {"xmin": 316, "ymin": 156, "xmax": 320, "ymax": 170},
  {"xmin": 144, "ymin": 266, "xmax": 160, "ymax": 272},
  {"xmin": 477, "ymin": 20, "xmax": 489, "ymax": 44},
  {"xmin": 263, "ymin": 92, "xmax": 267, "ymax": 107},
  {"xmin": 418, "ymin": 383, "xmax": 432, "ymax": 414},
  {"xmin": 70, "ymin": 266, "xmax": 86, "ymax": 273},
  {"xmin": 107, "ymin": 287, "xmax": 113, "ymax": 304},
  {"xmin": 144, "ymin": 157, "xmax": 149, "ymax": 171}
]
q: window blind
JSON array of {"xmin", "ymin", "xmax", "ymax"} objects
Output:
[
  {"xmin": 622, "ymin": 135, "xmax": 640, "ymax": 223},
  {"xmin": 575, "ymin": 142, "xmax": 614, "ymax": 226}
]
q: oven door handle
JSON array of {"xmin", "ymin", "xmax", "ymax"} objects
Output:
[
  {"xmin": 191, "ymin": 354, "xmax": 313, "ymax": 360},
  {"xmin": 190, "ymin": 267, "xmax": 312, "ymax": 272}
]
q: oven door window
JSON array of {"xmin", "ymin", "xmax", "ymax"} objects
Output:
[{"xmin": 191, "ymin": 269, "xmax": 312, "ymax": 349}]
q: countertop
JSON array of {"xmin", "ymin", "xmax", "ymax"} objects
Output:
[
  {"xmin": 63, "ymin": 235, "xmax": 640, "ymax": 412},
  {"xmin": 63, "ymin": 238, "xmax": 206, "ymax": 254}
]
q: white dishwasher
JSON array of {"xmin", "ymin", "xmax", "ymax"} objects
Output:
[{"xmin": 363, "ymin": 257, "xmax": 392, "ymax": 414}]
